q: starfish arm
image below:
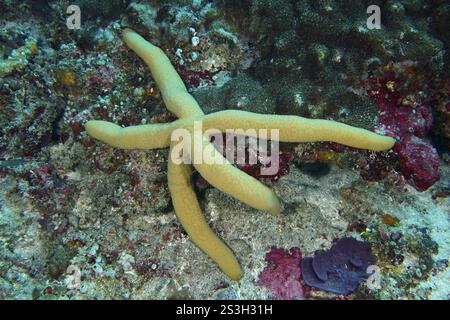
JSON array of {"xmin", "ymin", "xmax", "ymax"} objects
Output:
[
  {"xmin": 168, "ymin": 152, "xmax": 243, "ymax": 280},
  {"xmin": 85, "ymin": 120, "xmax": 178, "ymax": 149},
  {"xmin": 122, "ymin": 28, "xmax": 203, "ymax": 119},
  {"xmin": 190, "ymin": 134, "xmax": 281, "ymax": 215},
  {"xmin": 202, "ymin": 110, "xmax": 396, "ymax": 151}
]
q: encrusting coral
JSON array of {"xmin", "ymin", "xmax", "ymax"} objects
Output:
[
  {"xmin": 0, "ymin": 36, "xmax": 38, "ymax": 78},
  {"xmin": 85, "ymin": 28, "xmax": 395, "ymax": 280}
]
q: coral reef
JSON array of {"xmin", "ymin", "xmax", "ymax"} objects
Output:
[
  {"xmin": 217, "ymin": 0, "xmax": 445, "ymax": 127},
  {"xmin": 0, "ymin": 35, "xmax": 37, "ymax": 77},
  {"xmin": 0, "ymin": 0, "xmax": 448, "ymax": 300}
]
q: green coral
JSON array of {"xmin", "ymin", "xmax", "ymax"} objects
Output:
[{"xmin": 0, "ymin": 37, "xmax": 38, "ymax": 78}]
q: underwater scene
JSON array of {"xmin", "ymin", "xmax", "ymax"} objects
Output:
[{"xmin": 0, "ymin": 0, "xmax": 449, "ymax": 301}]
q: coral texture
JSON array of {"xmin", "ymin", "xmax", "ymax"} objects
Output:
[{"xmin": 0, "ymin": 0, "xmax": 448, "ymax": 301}]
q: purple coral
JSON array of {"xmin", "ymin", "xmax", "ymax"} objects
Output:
[
  {"xmin": 301, "ymin": 238, "xmax": 376, "ymax": 295},
  {"xmin": 257, "ymin": 246, "xmax": 308, "ymax": 300}
]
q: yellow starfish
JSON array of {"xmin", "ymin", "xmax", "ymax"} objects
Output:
[{"xmin": 85, "ymin": 28, "xmax": 395, "ymax": 280}]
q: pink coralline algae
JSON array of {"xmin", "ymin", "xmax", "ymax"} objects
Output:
[
  {"xmin": 175, "ymin": 64, "xmax": 221, "ymax": 88},
  {"xmin": 238, "ymin": 148, "xmax": 294, "ymax": 186},
  {"xmin": 365, "ymin": 63, "xmax": 440, "ymax": 191},
  {"xmin": 86, "ymin": 66, "xmax": 116, "ymax": 93},
  {"xmin": 257, "ymin": 246, "xmax": 308, "ymax": 300},
  {"xmin": 394, "ymin": 136, "xmax": 441, "ymax": 191},
  {"xmin": 197, "ymin": 133, "xmax": 294, "ymax": 188},
  {"xmin": 370, "ymin": 77, "xmax": 433, "ymax": 138}
]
